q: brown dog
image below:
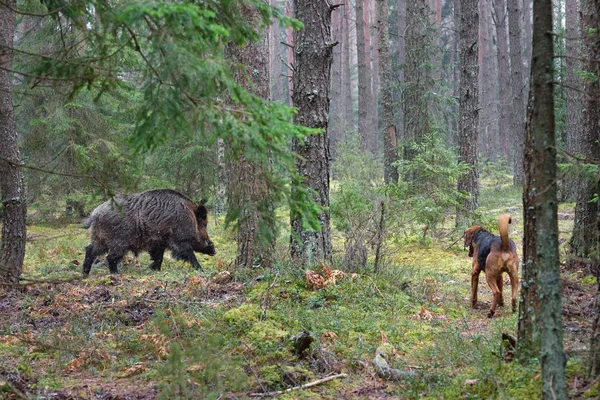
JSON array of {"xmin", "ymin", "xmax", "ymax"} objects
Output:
[{"xmin": 464, "ymin": 214, "xmax": 519, "ymax": 318}]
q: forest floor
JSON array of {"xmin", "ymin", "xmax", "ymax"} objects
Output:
[{"xmin": 1, "ymin": 184, "xmax": 599, "ymax": 399}]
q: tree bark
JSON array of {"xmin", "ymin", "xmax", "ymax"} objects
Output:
[
  {"xmin": 581, "ymin": 0, "xmax": 600, "ymax": 378},
  {"xmin": 356, "ymin": 0, "xmax": 374, "ymax": 153},
  {"xmin": 478, "ymin": 0, "xmax": 499, "ymax": 161},
  {"xmin": 378, "ymin": 0, "xmax": 399, "ymax": 184},
  {"xmin": 330, "ymin": 4, "xmax": 342, "ymax": 159},
  {"xmin": 569, "ymin": 0, "xmax": 600, "ymax": 264},
  {"xmin": 225, "ymin": 3, "xmax": 275, "ymax": 269},
  {"xmin": 563, "ymin": 0, "xmax": 582, "ymax": 201},
  {"xmin": 290, "ymin": 0, "xmax": 333, "ymax": 265},
  {"xmin": 0, "ymin": 0, "xmax": 26, "ymax": 285},
  {"xmin": 527, "ymin": 0, "xmax": 567, "ymax": 396},
  {"xmin": 508, "ymin": 0, "xmax": 526, "ymax": 184},
  {"xmin": 493, "ymin": 0, "xmax": 512, "ymax": 163},
  {"xmin": 456, "ymin": 0, "xmax": 480, "ymax": 226},
  {"xmin": 403, "ymin": 0, "xmax": 431, "ymax": 169}
]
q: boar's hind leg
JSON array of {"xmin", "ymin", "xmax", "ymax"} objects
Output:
[
  {"xmin": 173, "ymin": 244, "xmax": 203, "ymax": 270},
  {"xmin": 106, "ymin": 248, "xmax": 126, "ymax": 274},
  {"xmin": 148, "ymin": 245, "xmax": 166, "ymax": 271}
]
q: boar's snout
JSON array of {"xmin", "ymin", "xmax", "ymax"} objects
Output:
[{"xmin": 199, "ymin": 239, "xmax": 216, "ymax": 256}]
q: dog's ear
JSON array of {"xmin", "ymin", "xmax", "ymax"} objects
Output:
[
  {"xmin": 464, "ymin": 227, "xmax": 475, "ymax": 248},
  {"xmin": 464, "ymin": 226, "xmax": 479, "ymax": 257}
]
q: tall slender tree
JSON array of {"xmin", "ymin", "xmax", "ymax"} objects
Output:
[
  {"xmin": 403, "ymin": 0, "xmax": 431, "ymax": 168},
  {"xmin": 580, "ymin": 0, "xmax": 600, "ymax": 377},
  {"xmin": 225, "ymin": 2, "xmax": 275, "ymax": 269},
  {"xmin": 0, "ymin": 0, "xmax": 26, "ymax": 285},
  {"xmin": 378, "ymin": 0, "xmax": 399, "ymax": 184},
  {"xmin": 492, "ymin": 0, "xmax": 512, "ymax": 162},
  {"xmin": 524, "ymin": 0, "xmax": 567, "ymax": 395},
  {"xmin": 569, "ymin": 0, "xmax": 599, "ymax": 264},
  {"xmin": 563, "ymin": 0, "xmax": 582, "ymax": 201},
  {"xmin": 508, "ymin": 0, "xmax": 526, "ymax": 184},
  {"xmin": 456, "ymin": 0, "xmax": 480, "ymax": 225},
  {"xmin": 290, "ymin": 0, "xmax": 334, "ymax": 265},
  {"xmin": 356, "ymin": 0, "xmax": 374, "ymax": 153}
]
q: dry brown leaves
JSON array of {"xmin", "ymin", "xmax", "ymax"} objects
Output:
[
  {"xmin": 412, "ymin": 305, "xmax": 448, "ymax": 321},
  {"xmin": 65, "ymin": 349, "xmax": 115, "ymax": 372},
  {"xmin": 139, "ymin": 334, "xmax": 169, "ymax": 358},
  {"xmin": 305, "ymin": 264, "xmax": 345, "ymax": 290}
]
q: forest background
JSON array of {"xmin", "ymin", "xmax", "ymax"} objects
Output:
[{"xmin": 0, "ymin": 0, "xmax": 599, "ymax": 398}]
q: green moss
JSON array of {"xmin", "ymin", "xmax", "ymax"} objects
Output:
[
  {"xmin": 223, "ymin": 304, "xmax": 261, "ymax": 328},
  {"xmin": 247, "ymin": 320, "xmax": 289, "ymax": 348},
  {"xmin": 582, "ymin": 275, "xmax": 597, "ymax": 286}
]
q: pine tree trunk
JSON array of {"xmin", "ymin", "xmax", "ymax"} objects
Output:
[
  {"xmin": 378, "ymin": 0, "xmax": 398, "ymax": 184},
  {"xmin": 404, "ymin": 0, "xmax": 431, "ymax": 168},
  {"xmin": 0, "ymin": 0, "xmax": 26, "ymax": 285},
  {"xmin": 478, "ymin": 0, "xmax": 499, "ymax": 161},
  {"xmin": 394, "ymin": 0, "xmax": 406, "ymax": 144},
  {"xmin": 569, "ymin": 0, "xmax": 600, "ymax": 263},
  {"xmin": 225, "ymin": 3, "xmax": 275, "ymax": 269},
  {"xmin": 456, "ymin": 0, "xmax": 480, "ymax": 225},
  {"xmin": 508, "ymin": 0, "xmax": 526, "ymax": 184},
  {"xmin": 342, "ymin": 4, "xmax": 355, "ymax": 129},
  {"xmin": 356, "ymin": 0, "xmax": 372, "ymax": 152},
  {"xmin": 528, "ymin": 1, "xmax": 567, "ymax": 395},
  {"xmin": 581, "ymin": 0, "xmax": 600, "ymax": 377},
  {"xmin": 563, "ymin": 0, "xmax": 582, "ymax": 201},
  {"xmin": 330, "ymin": 6, "xmax": 342, "ymax": 159},
  {"xmin": 493, "ymin": 0, "xmax": 512, "ymax": 163},
  {"xmin": 290, "ymin": 0, "xmax": 333, "ymax": 266}
]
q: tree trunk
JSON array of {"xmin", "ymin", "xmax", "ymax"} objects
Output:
[
  {"xmin": 508, "ymin": 0, "xmax": 526, "ymax": 184},
  {"xmin": 581, "ymin": 0, "xmax": 600, "ymax": 378},
  {"xmin": 342, "ymin": 3, "xmax": 355, "ymax": 130},
  {"xmin": 563, "ymin": 0, "xmax": 582, "ymax": 201},
  {"xmin": 378, "ymin": 0, "xmax": 399, "ymax": 184},
  {"xmin": 225, "ymin": 3, "xmax": 275, "ymax": 269},
  {"xmin": 493, "ymin": 0, "xmax": 512, "ymax": 163},
  {"xmin": 330, "ymin": 5, "xmax": 342, "ymax": 159},
  {"xmin": 403, "ymin": 0, "xmax": 431, "ymax": 168},
  {"xmin": 569, "ymin": 0, "xmax": 600, "ymax": 264},
  {"xmin": 456, "ymin": 0, "xmax": 480, "ymax": 226},
  {"xmin": 290, "ymin": 0, "xmax": 333, "ymax": 266},
  {"xmin": 0, "ymin": 0, "xmax": 26, "ymax": 285},
  {"xmin": 394, "ymin": 0, "xmax": 406, "ymax": 145},
  {"xmin": 356, "ymin": 0, "xmax": 373, "ymax": 153},
  {"xmin": 527, "ymin": 0, "xmax": 567, "ymax": 395},
  {"xmin": 478, "ymin": 0, "xmax": 499, "ymax": 162}
]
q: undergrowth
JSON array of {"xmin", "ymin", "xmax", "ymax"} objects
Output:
[{"xmin": 0, "ymin": 169, "xmax": 594, "ymax": 399}]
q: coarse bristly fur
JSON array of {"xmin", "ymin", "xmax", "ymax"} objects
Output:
[
  {"xmin": 464, "ymin": 214, "xmax": 519, "ymax": 318},
  {"xmin": 82, "ymin": 189, "xmax": 216, "ymax": 277}
]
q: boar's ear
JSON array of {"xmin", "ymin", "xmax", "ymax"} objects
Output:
[
  {"xmin": 199, "ymin": 198, "xmax": 207, "ymax": 205},
  {"xmin": 196, "ymin": 203, "xmax": 208, "ymax": 222}
]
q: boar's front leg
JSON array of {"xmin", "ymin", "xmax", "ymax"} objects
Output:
[
  {"xmin": 173, "ymin": 243, "xmax": 203, "ymax": 270},
  {"xmin": 148, "ymin": 245, "xmax": 166, "ymax": 271}
]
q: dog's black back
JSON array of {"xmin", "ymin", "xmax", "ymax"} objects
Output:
[{"xmin": 473, "ymin": 229, "xmax": 503, "ymax": 273}]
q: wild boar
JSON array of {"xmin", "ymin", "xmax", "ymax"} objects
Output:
[{"xmin": 82, "ymin": 189, "xmax": 216, "ymax": 276}]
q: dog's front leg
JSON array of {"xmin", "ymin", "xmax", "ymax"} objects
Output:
[{"xmin": 471, "ymin": 265, "xmax": 480, "ymax": 308}]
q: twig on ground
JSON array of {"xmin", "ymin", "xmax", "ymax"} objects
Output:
[{"xmin": 249, "ymin": 373, "xmax": 348, "ymax": 398}]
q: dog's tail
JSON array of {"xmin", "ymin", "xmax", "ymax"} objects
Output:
[{"xmin": 498, "ymin": 214, "xmax": 512, "ymax": 251}]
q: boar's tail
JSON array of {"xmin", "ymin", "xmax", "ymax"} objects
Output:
[{"xmin": 82, "ymin": 215, "xmax": 95, "ymax": 229}]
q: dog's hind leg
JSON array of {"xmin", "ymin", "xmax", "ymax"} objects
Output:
[
  {"xmin": 496, "ymin": 274, "xmax": 504, "ymax": 306},
  {"xmin": 485, "ymin": 273, "xmax": 501, "ymax": 318},
  {"xmin": 508, "ymin": 267, "xmax": 519, "ymax": 313}
]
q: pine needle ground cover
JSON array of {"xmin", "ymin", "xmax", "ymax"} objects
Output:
[{"xmin": 0, "ymin": 185, "xmax": 596, "ymax": 399}]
